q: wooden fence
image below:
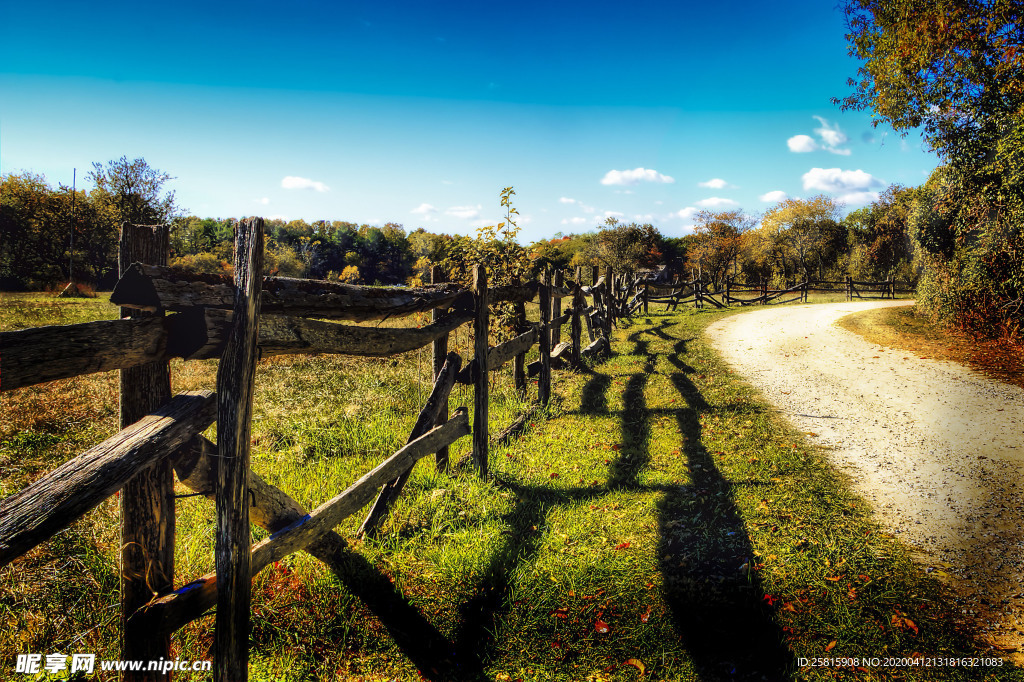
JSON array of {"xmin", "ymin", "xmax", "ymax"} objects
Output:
[
  {"xmin": 636, "ymin": 276, "xmax": 915, "ymax": 310},
  {"xmin": 0, "ymin": 219, "xmax": 645, "ymax": 681}
]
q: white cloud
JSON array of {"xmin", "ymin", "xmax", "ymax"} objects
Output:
[
  {"xmin": 675, "ymin": 207, "xmax": 698, "ymax": 220},
  {"xmin": 558, "ymin": 197, "xmax": 576, "ymax": 204},
  {"xmin": 699, "ymin": 178, "xmax": 735, "ymax": 189},
  {"xmin": 787, "ymin": 135, "xmax": 819, "ymax": 153},
  {"xmin": 837, "ymin": 191, "xmax": 880, "ymax": 206},
  {"xmin": 633, "ymin": 214, "xmax": 654, "ymax": 222},
  {"xmin": 446, "ymin": 204, "xmax": 482, "ymax": 219},
  {"xmin": 257, "ymin": 197, "xmax": 270, "ymax": 205},
  {"xmin": 654, "ymin": 200, "xmax": 663, "ymax": 205},
  {"xmin": 789, "ymin": 118, "xmax": 852, "ymax": 155},
  {"xmin": 600, "ymin": 167, "xmax": 675, "ymax": 186},
  {"xmin": 281, "ymin": 176, "xmax": 329, "ymax": 192},
  {"xmin": 802, "ymin": 167, "xmax": 883, "ymax": 194},
  {"xmin": 696, "ymin": 197, "xmax": 739, "ymax": 208},
  {"xmin": 561, "ymin": 217, "xmax": 588, "ymax": 225},
  {"xmin": 603, "ymin": 210, "xmax": 625, "ymax": 219},
  {"xmin": 581, "ymin": 204, "xmax": 597, "ymax": 214},
  {"xmin": 410, "ymin": 203, "xmax": 439, "ymax": 215},
  {"xmin": 813, "ymin": 116, "xmax": 850, "ymax": 153},
  {"xmin": 759, "ymin": 190, "xmax": 789, "ymax": 203}
]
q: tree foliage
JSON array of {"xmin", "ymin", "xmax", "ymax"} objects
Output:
[
  {"xmin": 686, "ymin": 210, "xmax": 753, "ymax": 286},
  {"xmin": 759, "ymin": 197, "xmax": 846, "ymax": 281},
  {"xmin": 88, "ymin": 156, "xmax": 179, "ymax": 225},
  {"xmin": 839, "ymin": 0, "xmax": 1024, "ymax": 340},
  {"xmin": 580, "ymin": 218, "xmax": 663, "ymax": 274}
]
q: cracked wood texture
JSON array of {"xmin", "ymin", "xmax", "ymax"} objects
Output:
[
  {"xmin": 118, "ymin": 223, "xmax": 175, "ymax": 681},
  {"xmin": 215, "ymin": 217, "xmax": 263, "ymax": 681},
  {"xmin": 0, "ymin": 391, "xmax": 215, "ymax": 568}
]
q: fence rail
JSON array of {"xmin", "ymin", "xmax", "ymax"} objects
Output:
[{"xmin": 0, "ymin": 220, "xmax": 649, "ymax": 680}]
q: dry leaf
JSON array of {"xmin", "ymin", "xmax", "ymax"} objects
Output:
[
  {"xmin": 614, "ymin": 542, "xmax": 631, "ymax": 550},
  {"xmin": 594, "ymin": 618, "xmax": 610, "ymax": 633},
  {"xmin": 640, "ymin": 606, "xmax": 652, "ymax": 623},
  {"xmin": 622, "ymin": 658, "xmax": 646, "ymax": 675},
  {"xmin": 825, "ymin": 640, "xmax": 837, "ymax": 652}
]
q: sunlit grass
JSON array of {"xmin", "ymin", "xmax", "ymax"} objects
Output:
[{"xmin": 2, "ymin": 291, "xmax": 1017, "ymax": 681}]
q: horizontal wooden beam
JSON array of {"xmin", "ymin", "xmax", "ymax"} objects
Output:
[
  {"xmin": 0, "ymin": 391, "xmax": 216, "ymax": 568},
  {"xmin": 0, "ymin": 317, "xmax": 168, "ymax": 392},
  {"xmin": 488, "ymin": 281, "xmax": 540, "ymax": 305},
  {"xmin": 130, "ymin": 409, "xmax": 471, "ymax": 636},
  {"xmin": 111, "ymin": 263, "xmax": 470, "ymax": 321},
  {"xmin": 580, "ymin": 336, "xmax": 607, "ymax": 358},
  {"xmin": 2, "ymin": 309, "xmax": 476, "ymax": 391},
  {"xmin": 178, "ymin": 309, "xmax": 475, "ymax": 360},
  {"xmin": 455, "ymin": 328, "xmax": 538, "ymax": 384}
]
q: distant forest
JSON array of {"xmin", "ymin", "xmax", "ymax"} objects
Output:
[{"xmin": 1, "ymin": 153, "xmax": 1020, "ymax": 345}]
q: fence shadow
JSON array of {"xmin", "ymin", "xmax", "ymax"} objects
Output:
[{"xmin": 660, "ymin": 336, "xmax": 793, "ymax": 680}]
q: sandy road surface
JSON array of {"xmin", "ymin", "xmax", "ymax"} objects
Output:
[{"xmin": 706, "ymin": 300, "xmax": 1024, "ymax": 652}]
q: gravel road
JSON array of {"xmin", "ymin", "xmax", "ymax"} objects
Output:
[{"xmin": 706, "ymin": 300, "xmax": 1024, "ymax": 653}]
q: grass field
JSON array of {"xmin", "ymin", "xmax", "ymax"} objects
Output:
[{"xmin": 1, "ymin": 291, "xmax": 1018, "ymax": 681}]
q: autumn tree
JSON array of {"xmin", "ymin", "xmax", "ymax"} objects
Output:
[
  {"xmin": 838, "ymin": 0, "xmax": 1024, "ymax": 339},
  {"xmin": 686, "ymin": 210, "xmax": 754, "ymax": 287},
  {"xmin": 760, "ymin": 197, "xmax": 845, "ymax": 281},
  {"xmin": 581, "ymin": 218, "xmax": 663, "ymax": 274}
]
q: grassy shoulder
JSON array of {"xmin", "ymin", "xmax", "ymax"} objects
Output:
[
  {"xmin": 2, "ymin": 295, "xmax": 1020, "ymax": 680},
  {"xmin": 836, "ymin": 305, "xmax": 1024, "ymax": 392}
]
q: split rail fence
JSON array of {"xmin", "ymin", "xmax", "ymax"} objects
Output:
[
  {"xmin": 638, "ymin": 275, "xmax": 914, "ymax": 310},
  {"xmin": 0, "ymin": 220, "xmax": 649, "ymax": 681}
]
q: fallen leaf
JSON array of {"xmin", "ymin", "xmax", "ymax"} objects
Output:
[
  {"xmin": 549, "ymin": 472, "xmax": 560, "ymax": 479},
  {"xmin": 825, "ymin": 640, "xmax": 837, "ymax": 652},
  {"xmin": 640, "ymin": 606, "xmax": 652, "ymax": 623},
  {"xmin": 825, "ymin": 576, "xmax": 842, "ymax": 582},
  {"xmin": 594, "ymin": 618, "xmax": 610, "ymax": 633},
  {"xmin": 614, "ymin": 542, "xmax": 631, "ymax": 550},
  {"xmin": 622, "ymin": 658, "xmax": 646, "ymax": 675}
]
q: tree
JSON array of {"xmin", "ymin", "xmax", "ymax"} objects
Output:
[
  {"xmin": 581, "ymin": 218, "xmax": 663, "ymax": 274},
  {"xmin": 760, "ymin": 197, "xmax": 845, "ymax": 281},
  {"xmin": 686, "ymin": 210, "xmax": 754, "ymax": 286},
  {"xmin": 838, "ymin": 0, "xmax": 1024, "ymax": 341},
  {"xmin": 88, "ymin": 156, "xmax": 179, "ymax": 225},
  {"xmin": 847, "ymin": 185, "xmax": 918, "ymax": 279},
  {"xmin": 836, "ymin": 0, "xmax": 1024, "ymax": 168}
]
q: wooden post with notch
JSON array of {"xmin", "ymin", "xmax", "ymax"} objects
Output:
[
  {"xmin": 472, "ymin": 264, "xmax": 488, "ymax": 476},
  {"xmin": 539, "ymin": 267, "xmax": 552, "ymax": 405},
  {"xmin": 215, "ymin": 217, "xmax": 264, "ymax": 681},
  {"xmin": 119, "ymin": 223, "xmax": 174, "ymax": 681},
  {"xmin": 430, "ymin": 265, "xmax": 449, "ymax": 472}
]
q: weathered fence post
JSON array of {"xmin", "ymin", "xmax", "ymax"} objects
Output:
[
  {"xmin": 430, "ymin": 265, "xmax": 449, "ymax": 472},
  {"xmin": 552, "ymin": 269, "xmax": 563, "ymax": 346},
  {"xmin": 725, "ymin": 277, "xmax": 731, "ymax": 305},
  {"xmin": 118, "ymin": 223, "xmax": 174, "ymax": 681},
  {"xmin": 472, "ymin": 264, "xmax": 488, "ymax": 476},
  {"xmin": 845, "ymin": 275, "xmax": 852, "ymax": 301},
  {"xmin": 643, "ymin": 280, "xmax": 649, "ymax": 314},
  {"xmin": 215, "ymin": 217, "xmax": 264, "ymax": 682},
  {"xmin": 604, "ymin": 266, "xmax": 614, "ymax": 342},
  {"xmin": 571, "ymin": 281, "xmax": 582, "ymax": 366},
  {"xmin": 539, "ymin": 267, "xmax": 552, "ymax": 405},
  {"xmin": 511, "ymin": 276, "xmax": 527, "ymax": 394}
]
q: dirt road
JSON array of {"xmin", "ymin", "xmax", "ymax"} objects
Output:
[{"xmin": 706, "ymin": 300, "xmax": 1024, "ymax": 653}]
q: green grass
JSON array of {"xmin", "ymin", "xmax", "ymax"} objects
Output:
[{"xmin": 1, "ymin": 294, "xmax": 1017, "ymax": 681}]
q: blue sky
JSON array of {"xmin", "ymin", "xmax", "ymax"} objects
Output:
[{"xmin": 0, "ymin": 0, "xmax": 939, "ymax": 243}]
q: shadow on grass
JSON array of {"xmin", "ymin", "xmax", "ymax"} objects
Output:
[
  {"xmin": 329, "ymin": 315, "xmax": 790, "ymax": 680},
  {"xmin": 657, "ymin": 332, "xmax": 793, "ymax": 680}
]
